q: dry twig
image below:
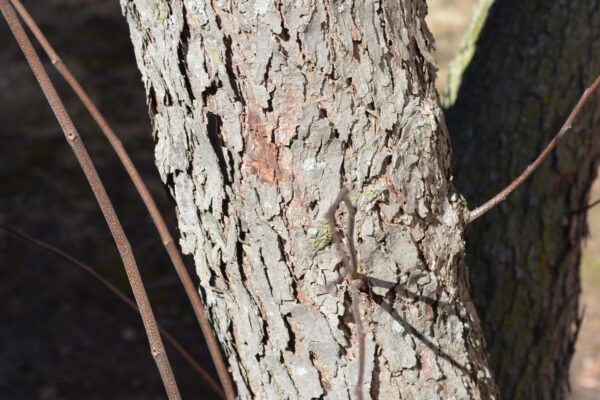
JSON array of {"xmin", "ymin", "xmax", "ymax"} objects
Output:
[
  {"xmin": 8, "ymin": 1, "xmax": 235, "ymax": 397},
  {"xmin": 325, "ymin": 188, "xmax": 366, "ymax": 400},
  {"xmin": 0, "ymin": 223, "xmax": 225, "ymax": 399},
  {"xmin": 468, "ymin": 74, "xmax": 600, "ymax": 223},
  {"xmin": 572, "ymin": 197, "xmax": 600, "ymax": 215},
  {"xmin": 0, "ymin": 1, "xmax": 180, "ymax": 397}
]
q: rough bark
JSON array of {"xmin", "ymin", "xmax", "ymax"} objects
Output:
[
  {"xmin": 446, "ymin": 1, "xmax": 600, "ymax": 399},
  {"xmin": 120, "ymin": 0, "xmax": 498, "ymax": 398}
]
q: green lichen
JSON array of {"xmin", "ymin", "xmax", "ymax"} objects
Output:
[
  {"xmin": 412, "ymin": 120, "xmax": 434, "ymax": 152},
  {"xmin": 361, "ymin": 185, "xmax": 385, "ymax": 207},
  {"xmin": 311, "ymin": 223, "xmax": 332, "ymax": 250},
  {"xmin": 156, "ymin": 3, "xmax": 169, "ymax": 25}
]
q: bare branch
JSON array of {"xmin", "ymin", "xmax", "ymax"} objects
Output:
[
  {"xmin": 325, "ymin": 188, "xmax": 365, "ymax": 400},
  {"xmin": 8, "ymin": 1, "xmax": 235, "ymax": 397},
  {"xmin": 0, "ymin": 1, "xmax": 181, "ymax": 397},
  {"xmin": 468, "ymin": 74, "xmax": 600, "ymax": 223},
  {"xmin": 571, "ymin": 197, "xmax": 600, "ymax": 215},
  {"xmin": 0, "ymin": 223, "xmax": 225, "ymax": 399},
  {"xmin": 583, "ymin": 198, "xmax": 600, "ymax": 213}
]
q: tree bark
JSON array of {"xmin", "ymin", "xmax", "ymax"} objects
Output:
[
  {"xmin": 120, "ymin": 0, "xmax": 498, "ymax": 398},
  {"xmin": 445, "ymin": 1, "xmax": 600, "ymax": 399}
]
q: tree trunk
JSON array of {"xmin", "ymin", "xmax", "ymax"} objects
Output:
[
  {"xmin": 445, "ymin": 1, "xmax": 600, "ymax": 399},
  {"xmin": 120, "ymin": 0, "xmax": 498, "ymax": 398}
]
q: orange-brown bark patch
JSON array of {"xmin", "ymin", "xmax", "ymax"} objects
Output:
[
  {"xmin": 243, "ymin": 101, "xmax": 293, "ymax": 186},
  {"xmin": 243, "ymin": 106, "xmax": 278, "ymax": 185}
]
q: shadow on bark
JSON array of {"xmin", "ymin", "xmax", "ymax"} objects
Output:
[{"xmin": 365, "ymin": 276, "xmax": 472, "ymax": 378}]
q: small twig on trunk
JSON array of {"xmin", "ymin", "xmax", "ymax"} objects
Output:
[
  {"xmin": 325, "ymin": 188, "xmax": 359, "ymax": 280},
  {"xmin": 468, "ymin": 74, "xmax": 600, "ymax": 224},
  {"xmin": 8, "ymin": 1, "xmax": 235, "ymax": 397},
  {"xmin": 571, "ymin": 198, "xmax": 600, "ymax": 215},
  {"xmin": 325, "ymin": 188, "xmax": 365, "ymax": 400},
  {"xmin": 349, "ymin": 282, "xmax": 366, "ymax": 399},
  {"xmin": 0, "ymin": 223, "xmax": 225, "ymax": 399},
  {"xmin": 0, "ymin": 1, "xmax": 181, "ymax": 397}
]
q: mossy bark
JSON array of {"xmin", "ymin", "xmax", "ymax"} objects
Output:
[{"xmin": 446, "ymin": 1, "xmax": 600, "ymax": 399}]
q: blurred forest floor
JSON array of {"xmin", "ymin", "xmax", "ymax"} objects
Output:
[{"xmin": 0, "ymin": 1, "xmax": 597, "ymax": 399}]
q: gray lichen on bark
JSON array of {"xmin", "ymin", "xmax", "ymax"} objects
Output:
[{"xmin": 120, "ymin": 0, "xmax": 498, "ymax": 398}]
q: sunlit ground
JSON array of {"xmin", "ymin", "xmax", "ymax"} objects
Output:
[
  {"xmin": 426, "ymin": 1, "xmax": 600, "ymax": 398},
  {"xmin": 426, "ymin": 0, "xmax": 475, "ymax": 92}
]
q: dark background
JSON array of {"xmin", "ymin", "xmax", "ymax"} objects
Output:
[{"xmin": 0, "ymin": 1, "xmax": 217, "ymax": 398}]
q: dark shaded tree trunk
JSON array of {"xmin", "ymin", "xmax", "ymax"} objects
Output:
[
  {"xmin": 120, "ymin": 0, "xmax": 499, "ymax": 398},
  {"xmin": 446, "ymin": 1, "xmax": 600, "ymax": 399}
]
